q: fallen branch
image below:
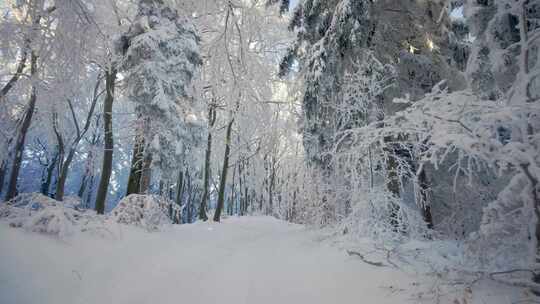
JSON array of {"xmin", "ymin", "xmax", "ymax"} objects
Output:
[{"xmin": 347, "ymin": 250, "xmax": 386, "ymax": 267}]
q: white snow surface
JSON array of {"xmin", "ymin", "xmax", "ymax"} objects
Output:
[{"xmin": 0, "ymin": 216, "xmax": 520, "ymax": 304}]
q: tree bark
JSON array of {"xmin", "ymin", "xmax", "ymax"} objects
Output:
[
  {"xmin": 185, "ymin": 171, "xmax": 192, "ymax": 223},
  {"xmin": 238, "ymin": 159, "xmax": 244, "ymax": 216},
  {"xmin": 0, "ymin": 161, "xmax": 6, "ymax": 196},
  {"xmin": 54, "ymin": 149, "xmax": 75, "ymax": 201},
  {"xmin": 77, "ymin": 174, "xmax": 87, "ymax": 198},
  {"xmin": 5, "ymin": 52, "xmax": 38, "ymax": 201},
  {"xmin": 85, "ymin": 175, "xmax": 95, "ymax": 208},
  {"xmin": 213, "ymin": 118, "xmax": 234, "ymax": 222},
  {"xmin": 267, "ymin": 156, "xmax": 276, "ymax": 215},
  {"xmin": 228, "ymin": 164, "xmax": 237, "ymax": 215},
  {"xmin": 385, "ymin": 140, "xmax": 401, "ymax": 230},
  {"xmin": 139, "ymin": 151, "xmax": 153, "ymax": 193},
  {"xmin": 126, "ymin": 134, "xmax": 145, "ymax": 195},
  {"xmin": 41, "ymin": 151, "xmax": 58, "ymax": 196},
  {"xmin": 418, "ymin": 166, "xmax": 433, "ymax": 229},
  {"xmin": 199, "ymin": 105, "xmax": 216, "ymax": 221},
  {"xmin": 174, "ymin": 170, "xmax": 184, "ymax": 224},
  {"xmin": 94, "ymin": 68, "xmax": 116, "ymax": 214}
]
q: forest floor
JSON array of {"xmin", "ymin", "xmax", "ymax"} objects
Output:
[{"xmin": 0, "ymin": 216, "xmax": 520, "ymax": 304}]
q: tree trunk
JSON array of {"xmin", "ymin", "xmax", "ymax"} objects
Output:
[
  {"xmin": 55, "ymin": 149, "xmax": 76, "ymax": 201},
  {"xmin": 41, "ymin": 152, "xmax": 58, "ymax": 196},
  {"xmin": 126, "ymin": 133, "xmax": 145, "ymax": 195},
  {"xmin": 5, "ymin": 52, "xmax": 38, "ymax": 201},
  {"xmin": 94, "ymin": 68, "xmax": 116, "ymax": 214},
  {"xmin": 78, "ymin": 174, "xmax": 87, "ymax": 198},
  {"xmin": 199, "ymin": 105, "xmax": 216, "ymax": 221},
  {"xmin": 238, "ymin": 159, "xmax": 244, "ymax": 216},
  {"xmin": 268, "ymin": 157, "xmax": 276, "ymax": 215},
  {"xmin": 228, "ymin": 164, "xmax": 237, "ymax": 216},
  {"xmin": 174, "ymin": 170, "xmax": 184, "ymax": 224},
  {"xmin": 78, "ymin": 147, "xmax": 95, "ymax": 201},
  {"xmin": 213, "ymin": 118, "xmax": 234, "ymax": 222},
  {"xmin": 139, "ymin": 151, "xmax": 153, "ymax": 193},
  {"xmin": 418, "ymin": 166, "xmax": 433, "ymax": 229},
  {"xmin": 199, "ymin": 130, "xmax": 212, "ymax": 220},
  {"xmin": 185, "ymin": 172, "xmax": 193, "ymax": 223},
  {"xmin": 385, "ymin": 143, "xmax": 401, "ymax": 230},
  {"xmin": 85, "ymin": 175, "xmax": 95, "ymax": 209},
  {"xmin": 0, "ymin": 161, "xmax": 6, "ymax": 196}
]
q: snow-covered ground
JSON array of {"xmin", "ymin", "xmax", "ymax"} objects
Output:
[{"xmin": 0, "ymin": 216, "xmax": 520, "ymax": 304}]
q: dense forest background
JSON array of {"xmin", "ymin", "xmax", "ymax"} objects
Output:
[{"xmin": 1, "ymin": 0, "xmax": 540, "ymax": 300}]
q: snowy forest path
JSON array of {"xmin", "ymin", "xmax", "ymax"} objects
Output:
[{"xmin": 0, "ymin": 216, "xmax": 417, "ymax": 304}]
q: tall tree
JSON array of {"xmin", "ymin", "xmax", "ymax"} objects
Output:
[
  {"xmin": 5, "ymin": 51, "xmax": 37, "ymax": 201},
  {"xmin": 94, "ymin": 68, "xmax": 117, "ymax": 214},
  {"xmin": 199, "ymin": 103, "xmax": 216, "ymax": 221},
  {"xmin": 281, "ymin": 0, "xmax": 458, "ymax": 226},
  {"xmin": 213, "ymin": 117, "xmax": 234, "ymax": 222},
  {"xmin": 121, "ymin": 0, "xmax": 203, "ymax": 195}
]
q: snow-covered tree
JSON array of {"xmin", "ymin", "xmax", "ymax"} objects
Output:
[{"xmin": 121, "ymin": 0, "xmax": 203, "ymax": 195}]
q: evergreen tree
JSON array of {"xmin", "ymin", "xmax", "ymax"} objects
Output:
[{"xmin": 122, "ymin": 0, "xmax": 203, "ymax": 193}]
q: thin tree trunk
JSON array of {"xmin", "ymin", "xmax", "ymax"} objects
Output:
[
  {"xmin": 243, "ymin": 159, "xmax": 251, "ymax": 215},
  {"xmin": 5, "ymin": 52, "xmax": 38, "ymax": 201},
  {"xmin": 78, "ymin": 145, "xmax": 95, "ymax": 200},
  {"xmin": 199, "ymin": 131, "xmax": 211, "ymax": 220},
  {"xmin": 55, "ymin": 149, "xmax": 76, "ymax": 201},
  {"xmin": 185, "ymin": 172, "xmax": 193, "ymax": 223},
  {"xmin": 174, "ymin": 170, "xmax": 184, "ymax": 224},
  {"xmin": 94, "ymin": 68, "xmax": 116, "ymax": 214},
  {"xmin": 268, "ymin": 157, "xmax": 276, "ymax": 215},
  {"xmin": 213, "ymin": 118, "xmax": 234, "ymax": 222},
  {"xmin": 159, "ymin": 180, "xmax": 164, "ymax": 195},
  {"xmin": 80, "ymin": 114, "xmax": 101, "ymax": 203},
  {"xmin": 238, "ymin": 159, "xmax": 244, "ymax": 216},
  {"xmin": 385, "ymin": 144, "xmax": 401, "ymax": 230},
  {"xmin": 291, "ymin": 188, "xmax": 297, "ymax": 221},
  {"xmin": 228, "ymin": 163, "xmax": 237, "ymax": 215},
  {"xmin": 0, "ymin": 160, "xmax": 6, "ymax": 196},
  {"xmin": 78, "ymin": 174, "xmax": 87, "ymax": 198},
  {"xmin": 199, "ymin": 105, "xmax": 216, "ymax": 221},
  {"xmin": 85, "ymin": 174, "xmax": 95, "ymax": 208},
  {"xmin": 41, "ymin": 151, "xmax": 58, "ymax": 196}
]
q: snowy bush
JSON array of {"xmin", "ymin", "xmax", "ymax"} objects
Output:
[
  {"xmin": 4, "ymin": 192, "xmax": 58, "ymax": 211},
  {"xmin": 111, "ymin": 194, "xmax": 172, "ymax": 231},
  {"xmin": 0, "ymin": 193, "xmax": 85, "ymax": 237},
  {"xmin": 339, "ymin": 187, "xmax": 431, "ymax": 244},
  {"xmin": 22, "ymin": 206, "xmax": 79, "ymax": 238},
  {"xmin": 465, "ymin": 174, "xmax": 536, "ymax": 271},
  {"xmin": 0, "ymin": 193, "xmax": 58, "ymax": 225}
]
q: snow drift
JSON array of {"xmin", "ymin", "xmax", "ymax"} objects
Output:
[{"xmin": 110, "ymin": 194, "xmax": 173, "ymax": 231}]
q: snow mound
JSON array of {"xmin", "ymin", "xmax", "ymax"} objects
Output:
[
  {"xmin": 0, "ymin": 193, "xmax": 59, "ymax": 225},
  {"xmin": 0, "ymin": 193, "xmax": 103, "ymax": 238},
  {"xmin": 4, "ymin": 192, "xmax": 57, "ymax": 210},
  {"xmin": 111, "ymin": 194, "xmax": 172, "ymax": 231},
  {"xmin": 22, "ymin": 206, "xmax": 78, "ymax": 238}
]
